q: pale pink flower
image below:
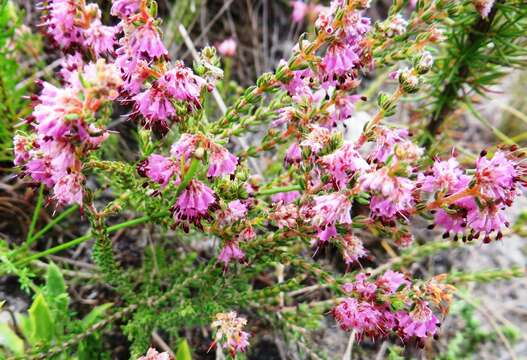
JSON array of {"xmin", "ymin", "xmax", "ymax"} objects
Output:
[
  {"xmin": 163, "ymin": 62, "xmax": 206, "ymax": 109},
  {"xmin": 13, "ymin": 135, "xmax": 32, "ymax": 166},
  {"xmin": 475, "ymin": 151, "xmax": 517, "ymax": 203},
  {"xmin": 339, "ymin": 235, "xmax": 367, "ymax": 265},
  {"xmin": 217, "ymin": 38, "xmax": 237, "ymax": 57},
  {"xmin": 111, "ymin": 0, "xmax": 141, "ymax": 18},
  {"xmin": 269, "ymin": 202, "xmax": 298, "ymax": 229},
  {"xmin": 170, "ymin": 133, "xmax": 200, "ymax": 161},
  {"xmin": 376, "ymin": 270, "xmax": 409, "ymax": 294},
  {"xmin": 227, "ymin": 200, "xmax": 248, "ymax": 220},
  {"xmin": 137, "ymin": 348, "xmax": 171, "ymax": 360},
  {"xmin": 211, "ymin": 312, "xmax": 250, "ymax": 356},
  {"xmin": 53, "ymin": 172, "xmax": 85, "ymax": 206},
  {"xmin": 207, "ymin": 144, "xmax": 238, "ymax": 177},
  {"xmin": 291, "ymin": 1, "xmax": 308, "ymax": 23},
  {"xmin": 473, "ymin": 0, "xmax": 495, "ymax": 18},
  {"xmin": 311, "ymin": 193, "xmax": 352, "ymax": 227},
  {"xmin": 420, "ymin": 157, "xmax": 467, "ymax": 193},
  {"xmin": 332, "ymin": 298, "xmax": 393, "ymax": 339},
  {"xmin": 300, "ymin": 125, "xmax": 332, "ymax": 154},
  {"xmin": 271, "ymin": 191, "xmax": 300, "ymax": 204}
]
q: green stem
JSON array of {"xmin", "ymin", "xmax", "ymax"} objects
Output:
[
  {"xmin": 15, "ymin": 214, "xmax": 163, "ymax": 266},
  {"xmin": 175, "ymin": 157, "xmax": 200, "ymax": 197},
  {"xmin": 256, "ymin": 185, "xmax": 302, "ymax": 197},
  {"xmin": 26, "ymin": 184, "xmax": 45, "ymax": 242}
]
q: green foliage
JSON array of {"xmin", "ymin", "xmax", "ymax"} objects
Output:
[{"xmin": 175, "ymin": 339, "xmax": 192, "ymax": 360}]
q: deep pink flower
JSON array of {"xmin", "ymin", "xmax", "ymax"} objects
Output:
[
  {"xmin": 53, "ymin": 172, "xmax": 85, "ymax": 206},
  {"xmin": 467, "ymin": 203, "xmax": 508, "ymax": 236},
  {"xmin": 26, "ymin": 158, "xmax": 54, "ymax": 187},
  {"xmin": 43, "ymin": 0, "xmax": 83, "ymax": 48},
  {"xmin": 207, "ymin": 144, "xmax": 238, "ymax": 177},
  {"xmin": 84, "ymin": 21, "xmax": 117, "ymax": 56},
  {"xmin": 332, "ymin": 298, "xmax": 393, "ymax": 339},
  {"xmin": 396, "ymin": 301, "xmax": 439, "ymax": 339},
  {"xmin": 321, "ymin": 42, "xmax": 360, "ymax": 77},
  {"xmin": 172, "ymin": 180, "xmax": 216, "ymax": 228},
  {"xmin": 133, "ymin": 86, "xmax": 176, "ymax": 127},
  {"xmin": 163, "ymin": 62, "xmax": 206, "ymax": 109},
  {"xmin": 142, "ymin": 154, "xmax": 177, "ymax": 187},
  {"xmin": 218, "ymin": 242, "xmax": 245, "ymax": 265},
  {"xmin": 129, "ymin": 21, "xmax": 168, "ymax": 59},
  {"xmin": 320, "ymin": 143, "xmax": 369, "ymax": 188},
  {"xmin": 475, "ymin": 151, "xmax": 517, "ymax": 203}
]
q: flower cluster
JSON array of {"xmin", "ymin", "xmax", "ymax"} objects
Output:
[
  {"xmin": 332, "ymin": 271, "xmax": 447, "ymax": 346},
  {"xmin": 210, "ymin": 311, "xmax": 250, "ymax": 357},
  {"xmin": 137, "ymin": 348, "xmax": 171, "ymax": 360},
  {"xmin": 14, "ymin": 59, "xmax": 122, "ymax": 205}
]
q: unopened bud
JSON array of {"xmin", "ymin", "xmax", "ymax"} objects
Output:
[
  {"xmin": 398, "ymin": 68, "xmax": 419, "ymax": 93},
  {"xmin": 414, "ymin": 51, "xmax": 434, "ymax": 75}
]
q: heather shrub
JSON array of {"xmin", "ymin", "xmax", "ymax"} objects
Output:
[{"xmin": 1, "ymin": 0, "xmax": 527, "ymax": 359}]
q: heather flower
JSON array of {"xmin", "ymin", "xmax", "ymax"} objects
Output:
[
  {"xmin": 467, "ymin": 204, "xmax": 508, "ymax": 238},
  {"xmin": 13, "ymin": 135, "xmax": 32, "ymax": 166},
  {"xmin": 376, "ymin": 270, "xmax": 409, "ymax": 294},
  {"xmin": 42, "ymin": 0, "xmax": 82, "ymax": 48},
  {"xmin": 269, "ymin": 202, "xmax": 298, "ymax": 229},
  {"xmin": 300, "ymin": 125, "xmax": 332, "ymax": 154},
  {"xmin": 163, "ymin": 62, "xmax": 206, "ymax": 108},
  {"xmin": 320, "ymin": 143, "xmax": 369, "ymax": 188},
  {"xmin": 327, "ymin": 94, "xmax": 361, "ymax": 125},
  {"xmin": 475, "ymin": 151, "xmax": 517, "ymax": 203},
  {"xmin": 338, "ymin": 235, "xmax": 367, "ymax": 265},
  {"xmin": 473, "ymin": 0, "xmax": 495, "ymax": 18},
  {"xmin": 83, "ymin": 21, "xmax": 117, "ymax": 56},
  {"xmin": 385, "ymin": 14, "xmax": 408, "ymax": 37},
  {"xmin": 291, "ymin": 1, "xmax": 308, "ymax": 22},
  {"xmin": 140, "ymin": 154, "xmax": 177, "ymax": 187},
  {"xmin": 271, "ymin": 191, "xmax": 300, "ymax": 204},
  {"xmin": 137, "ymin": 348, "xmax": 171, "ymax": 360},
  {"xmin": 172, "ymin": 180, "xmax": 216, "ymax": 228},
  {"xmin": 217, "ymin": 38, "xmax": 237, "ymax": 57},
  {"xmin": 285, "ymin": 143, "xmax": 302, "ymax": 165},
  {"xmin": 218, "ymin": 242, "xmax": 245, "ymax": 265},
  {"xmin": 396, "ymin": 301, "xmax": 439, "ymax": 340},
  {"xmin": 111, "ymin": 0, "xmax": 141, "ymax": 18},
  {"xmin": 309, "ymin": 193, "xmax": 352, "ymax": 242},
  {"xmin": 332, "ymin": 298, "xmax": 392, "ymax": 339},
  {"xmin": 211, "ymin": 312, "xmax": 250, "ymax": 356},
  {"xmin": 58, "ymin": 52, "xmax": 84, "ymax": 83},
  {"xmin": 420, "ymin": 157, "xmax": 466, "ymax": 193},
  {"xmin": 133, "ymin": 86, "xmax": 176, "ymax": 128},
  {"xmin": 360, "ymin": 168, "xmax": 415, "ymax": 219},
  {"xmin": 227, "ymin": 200, "xmax": 248, "ymax": 220},
  {"xmin": 170, "ymin": 133, "xmax": 200, "ymax": 161},
  {"xmin": 343, "ymin": 273, "xmax": 377, "ymax": 299},
  {"xmin": 53, "ymin": 172, "xmax": 85, "ymax": 206},
  {"xmin": 321, "ymin": 42, "xmax": 360, "ymax": 77},
  {"xmin": 370, "ymin": 127, "xmax": 413, "ymax": 163},
  {"xmin": 207, "ymin": 144, "xmax": 238, "ymax": 178},
  {"xmin": 25, "ymin": 158, "xmax": 54, "ymax": 187},
  {"xmin": 129, "ymin": 21, "xmax": 168, "ymax": 59}
]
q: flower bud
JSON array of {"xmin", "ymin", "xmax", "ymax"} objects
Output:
[
  {"xmin": 194, "ymin": 147, "xmax": 205, "ymax": 159},
  {"xmin": 414, "ymin": 51, "xmax": 434, "ymax": 75},
  {"xmin": 398, "ymin": 68, "xmax": 419, "ymax": 93}
]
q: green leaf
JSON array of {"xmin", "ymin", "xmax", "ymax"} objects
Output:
[
  {"xmin": 28, "ymin": 293, "xmax": 54, "ymax": 345},
  {"xmin": 176, "ymin": 339, "xmax": 192, "ymax": 360},
  {"xmin": 45, "ymin": 262, "xmax": 66, "ymax": 298},
  {"xmin": 0, "ymin": 323, "xmax": 24, "ymax": 355},
  {"xmin": 81, "ymin": 303, "xmax": 113, "ymax": 329}
]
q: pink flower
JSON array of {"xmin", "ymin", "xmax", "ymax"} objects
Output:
[
  {"xmin": 473, "ymin": 0, "xmax": 495, "ymax": 18},
  {"xmin": 291, "ymin": 1, "xmax": 308, "ymax": 22},
  {"xmin": 111, "ymin": 0, "xmax": 140, "ymax": 18},
  {"xmin": 133, "ymin": 87, "xmax": 176, "ymax": 129},
  {"xmin": 321, "ymin": 42, "xmax": 360, "ymax": 77},
  {"xmin": 84, "ymin": 21, "xmax": 117, "ymax": 56},
  {"xmin": 300, "ymin": 125, "xmax": 332, "ymax": 154},
  {"xmin": 172, "ymin": 180, "xmax": 216, "ymax": 229},
  {"xmin": 129, "ymin": 21, "xmax": 168, "ymax": 59},
  {"xmin": 420, "ymin": 157, "xmax": 467, "ymax": 193},
  {"xmin": 376, "ymin": 270, "xmax": 409, "ymax": 294},
  {"xmin": 285, "ymin": 143, "xmax": 302, "ymax": 165},
  {"xmin": 343, "ymin": 273, "xmax": 377, "ymax": 299},
  {"xmin": 370, "ymin": 127, "xmax": 412, "ymax": 163},
  {"xmin": 467, "ymin": 203, "xmax": 508, "ymax": 237},
  {"xmin": 218, "ymin": 242, "xmax": 245, "ymax": 265},
  {"xmin": 42, "ymin": 0, "xmax": 83, "ymax": 48},
  {"xmin": 271, "ymin": 191, "xmax": 300, "ymax": 204},
  {"xmin": 339, "ymin": 235, "xmax": 367, "ymax": 265},
  {"xmin": 170, "ymin": 133, "xmax": 200, "ymax": 161},
  {"xmin": 475, "ymin": 151, "xmax": 517, "ymax": 203},
  {"xmin": 13, "ymin": 135, "xmax": 32, "ymax": 166},
  {"xmin": 217, "ymin": 38, "xmax": 237, "ymax": 57},
  {"xmin": 332, "ymin": 298, "xmax": 393, "ymax": 339},
  {"xmin": 269, "ymin": 202, "xmax": 298, "ymax": 229},
  {"xmin": 228, "ymin": 200, "xmax": 248, "ymax": 220},
  {"xmin": 311, "ymin": 193, "xmax": 352, "ymax": 227},
  {"xmin": 207, "ymin": 144, "xmax": 238, "ymax": 177},
  {"xmin": 396, "ymin": 301, "xmax": 438, "ymax": 340},
  {"xmin": 53, "ymin": 172, "xmax": 85, "ymax": 206},
  {"xmin": 320, "ymin": 143, "xmax": 369, "ymax": 188},
  {"xmin": 211, "ymin": 312, "xmax": 250, "ymax": 356},
  {"xmin": 360, "ymin": 168, "xmax": 415, "ymax": 219},
  {"xmin": 26, "ymin": 158, "xmax": 54, "ymax": 187},
  {"xmin": 139, "ymin": 154, "xmax": 177, "ymax": 187},
  {"xmin": 162, "ymin": 62, "xmax": 206, "ymax": 109},
  {"xmin": 137, "ymin": 348, "xmax": 171, "ymax": 360},
  {"xmin": 226, "ymin": 331, "xmax": 250, "ymax": 354}
]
